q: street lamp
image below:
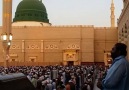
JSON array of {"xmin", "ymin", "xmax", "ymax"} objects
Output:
[
  {"xmin": 1, "ymin": 33, "xmax": 7, "ymax": 40},
  {"xmin": 1, "ymin": 33, "xmax": 13, "ymax": 67},
  {"xmin": 1, "ymin": 33, "xmax": 12, "ymax": 44}
]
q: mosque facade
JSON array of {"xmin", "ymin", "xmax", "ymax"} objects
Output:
[
  {"xmin": 118, "ymin": 0, "xmax": 129, "ymax": 60},
  {"xmin": 0, "ymin": 0, "xmax": 118, "ymax": 66}
]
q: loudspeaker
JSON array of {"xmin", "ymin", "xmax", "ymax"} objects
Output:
[{"xmin": 0, "ymin": 73, "xmax": 36, "ymax": 90}]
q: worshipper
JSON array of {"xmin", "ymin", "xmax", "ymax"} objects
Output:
[
  {"xmin": 31, "ymin": 74, "xmax": 38, "ymax": 88},
  {"xmin": 65, "ymin": 69, "xmax": 71, "ymax": 84},
  {"xmin": 74, "ymin": 73, "xmax": 80, "ymax": 90},
  {"xmin": 27, "ymin": 73, "xmax": 32, "ymax": 81},
  {"xmin": 68, "ymin": 78, "xmax": 76, "ymax": 90},
  {"xmin": 52, "ymin": 79, "xmax": 56, "ymax": 90},
  {"xmin": 52, "ymin": 67, "xmax": 58, "ymax": 80},
  {"xmin": 36, "ymin": 75, "xmax": 44, "ymax": 90},
  {"xmin": 85, "ymin": 74, "xmax": 92, "ymax": 90},
  {"xmin": 102, "ymin": 43, "xmax": 129, "ymax": 90},
  {"xmin": 45, "ymin": 79, "xmax": 53, "ymax": 90},
  {"xmin": 56, "ymin": 81, "xmax": 65, "ymax": 90},
  {"xmin": 81, "ymin": 82, "xmax": 90, "ymax": 90},
  {"xmin": 65, "ymin": 82, "xmax": 70, "ymax": 90}
]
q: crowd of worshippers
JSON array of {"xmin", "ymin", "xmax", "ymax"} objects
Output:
[{"xmin": 0, "ymin": 65, "xmax": 107, "ymax": 90}]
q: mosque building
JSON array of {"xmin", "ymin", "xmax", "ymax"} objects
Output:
[
  {"xmin": 0, "ymin": 0, "xmax": 118, "ymax": 66},
  {"xmin": 117, "ymin": 0, "xmax": 129, "ymax": 60}
]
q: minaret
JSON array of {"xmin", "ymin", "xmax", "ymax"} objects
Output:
[
  {"xmin": 110, "ymin": 0, "xmax": 115, "ymax": 27},
  {"xmin": 2, "ymin": 0, "xmax": 12, "ymax": 67}
]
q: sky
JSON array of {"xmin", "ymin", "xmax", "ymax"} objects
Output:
[{"xmin": 0, "ymin": 0, "xmax": 123, "ymax": 27}]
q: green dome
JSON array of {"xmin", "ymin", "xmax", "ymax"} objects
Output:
[{"xmin": 13, "ymin": 0, "xmax": 49, "ymax": 23}]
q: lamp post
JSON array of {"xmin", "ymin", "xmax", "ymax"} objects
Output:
[
  {"xmin": 1, "ymin": 0, "xmax": 12, "ymax": 68},
  {"xmin": 1, "ymin": 33, "xmax": 12, "ymax": 67}
]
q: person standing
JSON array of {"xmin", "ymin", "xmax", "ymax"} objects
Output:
[{"xmin": 102, "ymin": 43, "xmax": 129, "ymax": 90}]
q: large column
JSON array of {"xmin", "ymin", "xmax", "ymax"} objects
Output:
[{"xmin": 2, "ymin": 0, "xmax": 12, "ymax": 67}]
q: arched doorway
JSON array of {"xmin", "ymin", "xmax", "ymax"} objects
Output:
[{"xmin": 63, "ymin": 50, "xmax": 80, "ymax": 65}]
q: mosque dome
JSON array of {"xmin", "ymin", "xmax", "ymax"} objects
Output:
[{"xmin": 13, "ymin": 0, "xmax": 49, "ymax": 24}]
